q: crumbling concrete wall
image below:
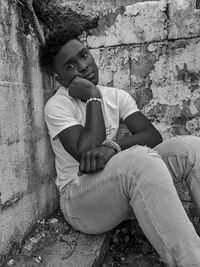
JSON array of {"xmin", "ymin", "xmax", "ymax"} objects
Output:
[
  {"xmin": 30, "ymin": 0, "xmax": 200, "ymax": 140},
  {"xmin": 0, "ymin": 0, "xmax": 58, "ymax": 263},
  {"xmin": 86, "ymin": 0, "xmax": 200, "ymax": 140},
  {"xmin": 84, "ymin": 0, "xmax": 200, "ymax": 213},
  {"xmin": 1, "ymin": 0, "xmax": 200, "ymax": 263}
]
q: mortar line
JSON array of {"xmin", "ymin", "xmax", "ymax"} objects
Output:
[{"xmin": 89, "ymin": 35, "xmax": 200, "ymax": 51}]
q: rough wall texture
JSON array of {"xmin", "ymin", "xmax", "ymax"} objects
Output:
[
  {"xmin": 85, "ymin": 0, "xmax": 200, "ymax": 213},
  {"xmin": 1, "ymin": 0, "xmax": 200, "ymax": 263},
  {"xmin": 86, "ymin": 0, "xmax": 200, "ymax": 141},
  {"xmin": 0, "ymin": 0, "xmax": 58, "ymax": 263}
]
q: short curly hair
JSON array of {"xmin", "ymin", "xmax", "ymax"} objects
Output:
[{"xmin": 39, "ymin": 26, "xmax": 84, "ymax": 71}]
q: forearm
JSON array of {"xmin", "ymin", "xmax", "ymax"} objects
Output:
[
  {"xmin": 77, "ymin": 101, "xmax": 106, "ymax": 153},
  {"xmin": 116, "ymin": 128, "xmax": 163, "ymax": 150}
]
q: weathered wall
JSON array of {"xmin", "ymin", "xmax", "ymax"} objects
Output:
[
  {"xmin": 83, "ymin": 0, "xmax": 200, "ymax": 214},
  {"xmin": 86, "ymin": 0, "xmax": 200, "ymax": 140},
  {"xmin": 1, "ymin": 0, "xmax": 200, "ymax": 263},
  {"xmin": 0, "ymin": 0, "xmax": 58, "ymax": 263}
]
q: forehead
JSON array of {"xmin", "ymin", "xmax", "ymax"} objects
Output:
[{"xmin": 54, "ymin": 39, "xmax": 85, "ymax": 68}]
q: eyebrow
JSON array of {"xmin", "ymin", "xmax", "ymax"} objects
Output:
[{"xmin": 62, "ymin": 48, "xmax": 88, "ymax": 69}]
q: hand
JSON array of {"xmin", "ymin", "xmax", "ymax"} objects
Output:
[
  {"xmin": 78, "ymin": 146, "xmax": 116, "ymax": 176},
  {"xmin": 68, "ymin": 76, "xmax": 100, "ymax": 100}
]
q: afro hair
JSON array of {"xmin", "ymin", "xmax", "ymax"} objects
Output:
[{"xmin": 39, "ymin": 26, "xmax": 84, "ymax": 71}]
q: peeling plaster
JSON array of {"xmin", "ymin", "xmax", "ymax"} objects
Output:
[
  {"xmin": 186, "ymin": 117, "xmax": 200, "ymax": 136},
  {"xmin": 87, "ymin": 0, "xmax": 168, "ymax": 48},
  {"xmin": 148, "ymin": 39, "xmax": 200, "ymax": 116},
  {"xmin": 2, "ymin": 0, "xmax": 200, "ymax": 263}
]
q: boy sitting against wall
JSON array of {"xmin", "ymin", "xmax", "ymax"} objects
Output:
[{"xmin": 40, "ymin": 27, "xmax": 200, "ymax": 267}]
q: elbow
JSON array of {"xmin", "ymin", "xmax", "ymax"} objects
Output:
[
  {"xmin": 154, "ymin": 130, "xmax": 163, "ymax": 147},
  {"xmin": 157, "ymin": 133, "xmax": 163, "ymax": 144},
  {"xmin": 146, "ymin": 128, "xmax": 162, "ymax": 148}
]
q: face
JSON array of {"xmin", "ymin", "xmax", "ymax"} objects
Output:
[{"xmin": 54, "ymin": 39, "xmax": 99, "ymax": 87}]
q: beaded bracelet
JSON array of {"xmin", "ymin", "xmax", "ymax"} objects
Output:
[
  {"xmin": 101, "ymin": 139, "xmax": 121, "ymax": 153},
  {"xmin": 86, "ymin": 97, "xmax": 102, "ymax": 107}
]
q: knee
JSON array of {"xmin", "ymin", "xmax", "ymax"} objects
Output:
[
  {"xmin": 154, "ymin": 136, "xmax": 196, "ymax": 159},
  {"xmin": 116, "ymin": 146, "xmax": 172, "ymax": 191},
  {"xmin": 114, "ymin": 145, "xmax": 163, "ymax": 172}
]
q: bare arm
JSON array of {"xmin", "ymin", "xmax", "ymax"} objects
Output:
[
  {"xmin": 77, "ymin": 111, "xmax": 162, "ymax": 175},
  {"xmin": 58, "ymin": 77, "xmax": 106, "ymax": 162},
  {"xmin": 58, "ymin": 81, "xmax": 162, "ymax": 174},
  {"xmin": 117, "ymin": 111, "xmax": 162, "ymax": 150}
]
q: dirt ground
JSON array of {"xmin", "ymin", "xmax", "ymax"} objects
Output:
[
  {"xmin": 5, "ymin": 207, "xmax": 200, "ymax": 267},
  {"xmin": 103, "ymin": 218, "xmax": 164, "ymax": 267}
]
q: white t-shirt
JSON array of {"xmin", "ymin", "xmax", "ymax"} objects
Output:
[{"xmin": 44, "ymin": 85, "xmax": 139, "ymax": 192}]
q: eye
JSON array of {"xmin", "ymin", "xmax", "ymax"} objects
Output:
[
  {"xmin": 81, "ymin": 50, "xmax": 89, "ymax": 58},
  {"xmin": 65, "ymin": 64, "xmax": 74, "ymax": 71}
]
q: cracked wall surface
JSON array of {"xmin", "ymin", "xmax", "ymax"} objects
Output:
[
  {"xmin": 0, "ymin": 0, "xmax": 58, "ymax": 263},
  {"xmin": 85, "ymin": 0, "xmax": 200, "ymax": 215},
  {"xmin": 85, "ymin": 0, "xmax": 200, "ymax": 141},
  {"xmin": 1, "ymin": 0, "xmax": 200, "ymax": 263}
]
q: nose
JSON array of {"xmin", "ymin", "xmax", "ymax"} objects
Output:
[{"xmin": 78, "ymin": 59, "xmax": 88, "ymax": 73}]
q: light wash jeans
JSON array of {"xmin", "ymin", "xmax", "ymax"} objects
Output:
[{"xmin": 60, "ymin": 136, "xmax": 200, "ymax": 267}]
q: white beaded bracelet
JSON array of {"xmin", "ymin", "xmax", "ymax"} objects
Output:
[
  {"xmin": 101, "ymin": 139, "xmax": 121, "ymax": 153},
  {"xmin": 86, "ymin": 97, "xmax": 102, "ymax": 107}
]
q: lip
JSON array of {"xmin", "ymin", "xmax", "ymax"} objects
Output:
[{"xmin": 84, "ymin": 71, "xmax": 95, "ymax": 80}]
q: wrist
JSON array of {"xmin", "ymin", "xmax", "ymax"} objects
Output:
[
  {"xmin": 86, "ymin": 97, "xmax": 102, "ymax": 107},
  {"xmin": 88, "ymin": 86, "xmax": 101, "ymax": 99},
  {"xmin": 100, "ymin": 140, "xmax": 122, "ymax": 154}
]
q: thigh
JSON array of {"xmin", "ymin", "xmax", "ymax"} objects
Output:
[
  {"xmin": 154, "ymin": 136, "xmax": 200, "ymax": 183},
  {"xmin": 60, "ymin": 145, "xmax": 157, "ymax": 234},
  {"xmin": 60, "ymin": 148, "xmax": 136, "ymax": 234}
]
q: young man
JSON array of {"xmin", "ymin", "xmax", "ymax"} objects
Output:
[{"xmin": 40, "ymin": 28, "xmax": 200, "ymax": 266}]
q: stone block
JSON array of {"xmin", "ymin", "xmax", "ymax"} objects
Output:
[
  {"xmin": 129, "ymin": 43, "xmax": 163, "ymax": 109},
  {"xmin": 148, "ymin": 38, "xmax": 200, "ymax": 110},
  {"xmin": 169, "ymin": 0, "xmax": 200, "ymax": 39},
  {"xmin": 144, "ymin": 38, "xmax": 200, "ymax": 136},
  {"xmin": 87, "ymin": 0, "xmax": 168, "ymax": 48},
  {"xmin": 93, "ymin": 46, "xmax": 130, "ymax": 88}
]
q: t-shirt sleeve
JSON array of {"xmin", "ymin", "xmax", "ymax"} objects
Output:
[
  {"xmin": 44, "ymin": 96, "xmax": 80, "ymax": 140},
  {"xmin": 117, "ymin": 89, "xmax": 139, "ymax": 121}
]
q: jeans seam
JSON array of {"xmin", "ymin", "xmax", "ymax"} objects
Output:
[
  {"xmin": 187, "ymin": 170, "xmax": 200, "ymax": 189},
  {"xmin": 161, "ymin": 153, "xmax": 195, "ymax": 181},
  {"xmin": 136, "ymin": 184, "xmax": 177, "ymax": 265},
  {"xmin": 65, "ymin": 172, "xmax": 131, "ymax": 200},
  {"xmin": 161, "ymin": 153, "xmax": 194, "ymax": 168}
]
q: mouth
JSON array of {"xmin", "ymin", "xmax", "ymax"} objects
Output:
[{"xmin": 84, "ymin": 71, "xmax": 95, "ymax": 80}]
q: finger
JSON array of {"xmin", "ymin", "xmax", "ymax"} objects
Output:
[
  {"xmin": 70, "ymin": 75, "xmax": 79, "ymax": 85},
  {"xmin": 84, "ymin": 152, "xmax": 91, "ymax": 173},
  {"xmin": 90, "ymin": 153, "xmax": 97, "ymax": 172},
  {"xmin": 79, "ymin": 153, "xmax": 85, "ymax": 173},
  {"xmin": 77, "ymin": 170, "xmax": 84, "ymax": 176},
  {"xmin": 68, "ymin": 76, "xmax": 78, "ymax": 92},
  {"xmin": 96, "ymin": 154, "xmax": 106, "ymax": 171}
]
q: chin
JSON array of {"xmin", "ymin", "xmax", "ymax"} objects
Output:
[
  {"xmin": 93, "ymin": 75, "xmax": 99, "ymax": 85},
  {"xmin": 90, "ymin": 77, "xmax": 98, "ymax": 86}
]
